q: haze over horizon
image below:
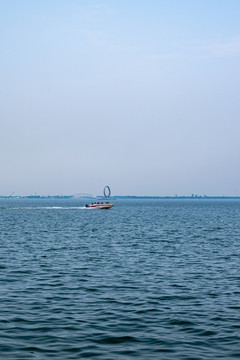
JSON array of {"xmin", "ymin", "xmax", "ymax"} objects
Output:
[{"xmin": 1, "ymin": 0, "xmax": 240, "ymax": 197}]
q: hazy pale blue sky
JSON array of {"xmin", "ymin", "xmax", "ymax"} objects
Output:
[{"xmin": 1, "ymin": 0, "xmax": 240, "ymax": 196}]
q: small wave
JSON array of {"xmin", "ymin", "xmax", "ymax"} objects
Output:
[
  {"xmin": 0, "ymin": 206, "xmax": 87, "ymax": 210},
  {"xmin": 43, "ymin": 207, "xmax": 86, "ymax": 210}
]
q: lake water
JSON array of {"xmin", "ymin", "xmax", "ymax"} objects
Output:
[{"xmin": 0, "ymin": 198, "xmax": 240, "ymax": 359}]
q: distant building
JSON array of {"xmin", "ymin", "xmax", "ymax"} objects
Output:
[{"xmin": 73, "ymin": 193, "xmax": 93, "ymax": 198}]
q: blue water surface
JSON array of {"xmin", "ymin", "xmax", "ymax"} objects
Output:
[{"xmin": 0, "ymin": 198, "xmax": 240, "ymax": 359}]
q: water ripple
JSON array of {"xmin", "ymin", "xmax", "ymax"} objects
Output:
[{"xmin": 0, "ymin": 199, "xmax": 240, "ymax": 359}]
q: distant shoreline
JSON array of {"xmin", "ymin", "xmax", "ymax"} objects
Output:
[
  {"xmin": 111, "ymin": 195, "xmax": 240, "ymax": 199},
  {"xmin": 1, "ymin": 195, "xmax": 240, "ymax": 200}
]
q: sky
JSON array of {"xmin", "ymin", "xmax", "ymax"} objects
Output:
[{"xmin": 1, "ymin": 0, "xmax": 240, "ymax": 196}]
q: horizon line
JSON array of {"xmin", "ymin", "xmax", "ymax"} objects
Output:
[{"xmin": 1, "ymin": 194, "xmax": 240, "ymax": 199}]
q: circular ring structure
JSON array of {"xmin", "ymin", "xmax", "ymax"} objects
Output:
[{"xmin": 103, "ymin": 186, "xmax": 111, "ymax": 199}]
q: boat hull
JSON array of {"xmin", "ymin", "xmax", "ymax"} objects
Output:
[{"xmin": 85, "ymin": 204, "xmax": 114, "ymax": 209}]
